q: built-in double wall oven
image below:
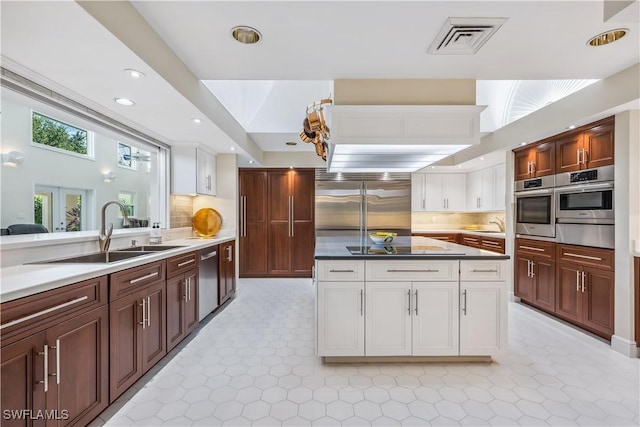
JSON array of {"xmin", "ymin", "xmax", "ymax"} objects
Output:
[
  {"xmin": 515, "ymin": 175, "xmax": 556, "ymax": 238},
  {"xmin": 515, "ymin": 165, "xmax": 615, "ymax": 248},
  {"xmin": 554, "ymin": 165, "xmax": 614, "ymax": 249}
]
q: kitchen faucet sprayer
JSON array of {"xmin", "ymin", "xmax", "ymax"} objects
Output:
[{"xmin": 99, "ymin": 201, "xmax": 130, "ymax": 252}]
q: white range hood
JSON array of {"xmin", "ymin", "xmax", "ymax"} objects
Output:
[{"xmin": 326, "ymin": 105, "xmax": 486, "ymax": 172}]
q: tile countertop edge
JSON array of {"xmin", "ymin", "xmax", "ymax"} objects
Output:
[{"xmin": 0, "ymin": 234, "xmax": 236, "ymax": 303}]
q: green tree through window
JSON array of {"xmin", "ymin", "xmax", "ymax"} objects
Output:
[{"xmin": 32, "ymin": 112, "xmax": 88, "ymax": 155}]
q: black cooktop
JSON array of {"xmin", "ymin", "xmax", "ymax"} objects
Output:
[{"xmin": 346, "ymin": 245, "xmax": 465, "ymax": 255}]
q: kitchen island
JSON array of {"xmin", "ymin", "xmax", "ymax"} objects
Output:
[{"xmin": 314, "ymin": 235, "xmax": 510, "ymax": 361}]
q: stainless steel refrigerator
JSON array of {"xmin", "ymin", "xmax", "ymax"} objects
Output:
[{"xmin": 315, "ymin": 171, "xmax": 411, "ymax": 244}]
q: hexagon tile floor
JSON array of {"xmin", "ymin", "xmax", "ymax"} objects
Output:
[{"xmin": 94, "ymin": 278, "xmax": 639, "ymax": 427}]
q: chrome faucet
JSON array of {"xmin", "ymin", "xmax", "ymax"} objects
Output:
[
  {"xmin": 99, "ymin": 201, "xmax": 130, "ymax": 252},
  {"xmin": 489, "ymin": 217, "xmax": 506, "ymax": 233}
]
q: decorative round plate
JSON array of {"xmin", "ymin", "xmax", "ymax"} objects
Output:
[{"xmin": 192, "ymin": 208, "xmax": 222, "ymax": 237}]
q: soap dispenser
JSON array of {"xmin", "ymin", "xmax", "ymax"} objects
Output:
[{"xmin": 150, "ymin": 222, "xmax": 162, "ymax": 244}]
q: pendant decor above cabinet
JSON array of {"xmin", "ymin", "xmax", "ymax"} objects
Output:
[{"xmin": 299, "ymin": 98, "xmax": 332, "ymax": 161}]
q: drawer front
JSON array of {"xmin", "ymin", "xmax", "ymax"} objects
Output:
[
  {"xmin": 480, "ymin": 237, "xmax": 505, "ymax": 254},
  {"xmin": 317, "ymin": 260, "xmax": 365, "ymax": 281},
  {"xmin": 366, "ymin": 260, "xmax": 458, "ymax": 282},
  {"xmin": 460, "ymin": 235, "xmax": 482, "ymax": 248},
  {"xmin": 460, "ymin": 260, "xmax": 507, "ymax": 281},
  {"xmin": 110, "ymin": 260, "xmax": 166, "ymax": 300},
  {"xmin": 515, "ymin": 238, "xmax": 555, "ymax": 259},
  {"xmin": 557, "ymin": 244, "xmax": 614, "ymax": 270},
  {"xmin": 167, "ymin": 252, "xmax": 199, "ymax": 278},
  {"xmin": 1, "ymin": 276, "xmax": 108, "ymax": 343}
]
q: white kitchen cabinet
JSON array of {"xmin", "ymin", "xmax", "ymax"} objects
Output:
[
  {"xmin": 467, "ymin": 164, "xmax": 506, "ymax": 211},
  {"xmin": 365, "ymin": 282, "xmax": 412, "ymax": 356},
  {"xmin": 316, "ymin": 281, "xmax": 365, "ymax": 356},
  {"xmin": 412, "ymin": 173, "xmax": 466, "ymax": 212},
  {"xmin": 493, "ymin": 163, "xmax": 506, "ymax": 210},
  {"xmin": 171, "ymin": 145, "xmax": 216, "ymax": 196},
  {"xmin": 412, "ymin": 282, "xmax": 459, "ymax": 356},
  {"xmin": 459, "ymin": 260, "xmax": 508, "ymax": 356}
]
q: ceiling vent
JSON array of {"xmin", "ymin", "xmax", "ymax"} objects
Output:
[{"xmin": 428, "ymin": 17, "xmax": 507, "ymax": 55}]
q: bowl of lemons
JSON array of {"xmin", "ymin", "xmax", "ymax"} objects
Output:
[{"xmin": 369, "ymin": 231, "xmax": 397, "ymax": 244}]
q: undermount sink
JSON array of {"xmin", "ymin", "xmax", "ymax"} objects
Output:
[
  {"xmin": 34, "ymin": 251, "xmax": 154, "ymax": 264},
  {"xmin": 117, "ymin": 245, "xmax": 185, "ymax": 252}
]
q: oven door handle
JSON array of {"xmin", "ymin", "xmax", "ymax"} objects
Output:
[{"xmin": 554, "ymin": 182, "xmax": 613, "ymax": 193}]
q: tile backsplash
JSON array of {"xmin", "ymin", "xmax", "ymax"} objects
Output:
[
  {"xmin": 412, "ymin": 211, "xmax": 506, "ymax": 231},
  {"xmin": 169, "ymin": 195, "xmax": 194, "ymax": 228}
]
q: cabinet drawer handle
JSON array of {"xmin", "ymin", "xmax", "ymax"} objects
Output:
[
  {"xmin": 147, "ymin": 296, "xmax": 151, "ymax": 327},
  {"xmin": 360, "ymin": 289, "xmax": 363, "ymax": 316},
  {"xmin": 139, "ymin": 299, "xmax": 147, "ymax": 329},
  {"xmin": 37, "ymin": 345, "xmax": 49, "ymax": 392},
  {"xmin": 55, "ymin": 339, "xmax": 61, "ymax": 384},
  {"xmin": 581, "ymin": 271, "xmax": 586, "ymax": 292},
  {"xmin": 564, "ymin": 252, "xmax": 603, "ymax": 261},
  {"xmin": 0, "ymin": 296, "xmax": 88, "ymax": 330},
  {"xmin": 178, "ymin": 259, "xmax": 196, "ymax": 267},
  {"xmin": 130, "ymin": 271, "xmax": 159, "ymax": 284},
  {"xmin": 520, "ymin": 245, "xmax": 545, "ymax": 252},
  {"xmin": 576, "ymin": 270, "xmax": 580, "ymax": 291},
  {"xmin": 483, "ymin": 241, "xmax": 501, "ymax": 246},
  {"xmin": 329, "ymin": 269, "xmax": 355, "ymax": 273},
  {"xmin": 387, "ymin": 269, "xmax": 440, "ymax": 273},
  {"xmin": 471, "ymin": 269, "xmax": 498, "ymax": 273},
  {"xmin": 414, "ymin": 290, "xmax": 418, "ymax": 315},
  {"xmin": 462, "ymin": 290, "xmax": 467, "ymax": 316},
  {"xmin": 407, "ymin": 289, "xmax": 411, "ymax": 315}
]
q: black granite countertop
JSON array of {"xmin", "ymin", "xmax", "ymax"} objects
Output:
[{"xmin": 315, "ymin": 236, "xmax": 510, "ymax": 260}]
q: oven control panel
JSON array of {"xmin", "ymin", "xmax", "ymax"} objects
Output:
[{"xmin": 569, "ymin": 169, "xmax": 598, "ymax": 183}]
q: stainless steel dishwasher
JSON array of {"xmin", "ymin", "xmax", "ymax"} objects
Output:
[{"xmin": 198, "ymin": 246, "xmax": 219, "ymax": 321}]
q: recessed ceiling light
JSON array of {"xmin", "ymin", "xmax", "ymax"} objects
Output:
[
  {"xmin": 248, "ymin": 160, "xmax": 254, "ymax": 164},
  {"xmin": 124, "ymin": 68, "xmax": 145, "ymax": 79},
  {"xmin": 114, "ymin": 98, "xmax": 135, "ymax": 106},
  {"xmin": 231, "ymin": 26, "xmax": 261, "ymax": 44},
  {"xmin": 480, "ymin": 157, "xmax": 485, "ymax": 160},
  {"xmin": 566, "ymin": 125, "xmax": 576, "ymax": 130},
  {"xmin": 192, "ymin": 118, "xmax": 202, "ymax": 124},
  {"xmin": 230, "ymin": 147, "xmax": 236, "ymax": 151},
  {"xmin": 286, "ymin": 141, "xmax": 297, "ymax": 146},
  {"xmin": 289, "ymin": 166, "xmax": 294, "ymax": 169},
  {"xmin": 431, "ymin": 166, "xmax": 436, "ymax": 169},
  {"xmin": 520, "ymin": 142, "xmax": 527, "ymax": 146},
  {"xmin": 457, "ymin": 165, "xmax": 462, "ymax": 168},
  {"xmin": 587, "ymin": 29, "xmax": 628, "ymax": 47}
]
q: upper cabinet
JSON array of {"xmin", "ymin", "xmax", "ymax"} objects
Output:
[
  {"xmin": 556, "ymin": 119, "xmax": 614, "ymax": 173},
  {"xmin": 467, "ymin": 164, "xmax": 506, "ymax": 212},
  {"xmin": 514, "ymin": 141, "xmax": 555, "ymax": 181},
  {"xmin": 412, "ymin": 173, "xmax": 466, "ymax": 212},
  {"xmin": 171, "ymin": 146, "xmax": 217, "ymax": 196}
]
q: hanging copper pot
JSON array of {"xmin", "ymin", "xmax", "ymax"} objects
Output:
[{"xmin": 307, "ymin": 110, "xmax": 321, "ymax": 131}]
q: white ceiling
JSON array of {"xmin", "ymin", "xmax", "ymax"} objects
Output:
[{"xmin": 1, "ymin": 1, "xmax": 638, "ymax": 167}]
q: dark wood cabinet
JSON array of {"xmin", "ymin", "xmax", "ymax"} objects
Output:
[
  {"xmin": 239, "ymin": 168, "xmax": 315, "ymax": 277},
  {"xmin": 459, "ymin": 234, "xmax": 481, "ymax": 249},
  {"xmin": 514, "ymin": 141, "xmax": 555, "ymax": 180},
  {"xmin": 239, "ymin": 170, "xmax": 268, "ymax": 276},
  {"xmin": 0, "ymin": 277, "xmax": 109, "ymax": 427},
  {"xmin": 514, "ymin": 238, "xmax": 556, "ymax": 314},
  {"xmin": 555, "ymin": 243, "xmax": 615, "ymax": 340},
  {"xmin": 219, "ymin": 240, "xmax": 236, "ymax": 305},
  {"xmin": 166, "ymin": 251, "xmax": 199, "ymax": 352},
  {"xmin": 556, "ymin": 117, "xmax": 614, "ymax": 173},
  {"xmin": 167, "ymin": 268, "xmax": 198, "ymax": 352},
  {"xmin": 110, "ymin": 280, "xmax": 166, "ymax": 401}
]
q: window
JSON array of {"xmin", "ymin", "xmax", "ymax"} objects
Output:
[
  {"xmin": 32, "ymin": 112, "xmax": 89, "ymax": 156},
  {"xmin": 117, "ymin": 142, "xmax": 132, "ymax": 168},
  {"xmin": 34, "ymin": 186, "xmax": 88, "ymax": 232},
  {"xmin": 119, "ymin": 191, "xmax": 136, "ymax": 217}
]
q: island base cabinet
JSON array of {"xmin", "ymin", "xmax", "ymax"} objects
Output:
[
  {"xmin": 413, "ymin": 282, "xmax": 460, "ymax": 356},
  {"xmin": 316, "ymin": 282, "xmax": 364, "ymax": 356},
  {"xmin": 459, "ymin": 281, "xmax": 508, "ymax": 356}
]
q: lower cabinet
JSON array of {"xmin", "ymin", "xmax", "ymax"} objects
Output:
[
  {"xmin": 166, "ymin": 269, "xmax": 199, "ymax": 352},
  {"xmin": 110, "ymin": 280, "xmax": 166, "ymax": 402},
  {"xmin": 514, "ymin": 238, "xmax": 556, "ymax": 313},
  {"xmin": 219, "ymin": 240, "xmax": 237, "ymax": 305},
  {"xmin": 316, "ymin": 259, "xmax": 507, "ymax": 358},
  {"xmin": 1, "ymin": 277, "xmax": 109, "ymax": 427}
]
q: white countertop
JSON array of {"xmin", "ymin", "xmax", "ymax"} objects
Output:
[
  {"xmin": 412, "ymin": 229, "xmax": 506, "ymax": 238},
  {"xmin": 0, "ymin": 234, "xmax": 235, "ymax": 303}
]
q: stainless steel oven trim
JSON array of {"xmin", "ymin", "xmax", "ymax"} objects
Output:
[
  {"xmin": 555, "ymin": 165, "xmax": 614, "ymax": 188},
  {"xmin": 514, "ymin": 188, "xmax": 556, "ymax": 238},
  {"xmin": 515, "ymin": 174, "xmax": 555, "ymax": 192},
  {"xmin": 554, "ymin": 181, "xmax": 614, "ymax": 222}
]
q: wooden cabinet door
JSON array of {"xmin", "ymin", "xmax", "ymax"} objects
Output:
[
  {"xmin": 291, "ymin": 170, "xmax": 315, "ymax": 275},
  {"xmin": 583, "ymin": 122, "xmax": 614, "ymax": 169},
  {"xmin": 1, "ymin": 332, "xmax": 47, "ymax": 427},
  {"xmin": 267, "ymin": 171, "xmax": 292, "ymax": 274},
  {"xmin": 219, "ymin": 242, "xmax": 230, "ymax": 305},
  {"xmin": 166, "ymin": 275, "xmax": 186, "ymax": 352},
  {"xmin": 184, "ymin": 270, "xmax": 199, "ymax": 335},
  {"xmin": 365, "ymin": 282, "xmax": 412, "ymax": 356},
  {"xmin": 555, "ymin": 262, "xmax": 582, "ymax": 323},
  {"xmin": 46, "ymin": 306, "xmax": 109, "ymax": 427},
  {"xmin": 141, "ymin": 283, "xmax": 166, "ymax": 373},
  {"xmin": 459, "ymin": 282, "xmax": 507, "ymax": 356},
  {"xmin": 533, "ymin": 142, "xmax": 555, "ymax": 177},
  {"xmin": 556, "ymin": 133, "xmax": 582, "ymax": 173},
  {"xmin": 412, "ymin": 282, "xmax": 459, "ymax": 356},
  {"xmin": 514, "ymin": 149, "xmax": 533, "ymax": 181},
  {"xmin": 239, "ymin": 170, "xmax": 268, "ymax": 277},
  {"xmin": 316, "ymin": 282, "xmax": 364, "ymax": 357},
  {"xmin": 533, "ymin": 258, "xmax": 555, "ymax": 313},
  {"xmin": 582, "ymin": 267, "xmax": 614, "ymax": 338},
  {"xmin": 109, "ymin": 291, "xmax": 141, "ymax": 401},
  {"xmin": 225, "ymin": 241, "xmax": 236, "ymax": 298},
  {"xmin": 514, "ymin": 256, "xmax": 534, "ymax": 302}
]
